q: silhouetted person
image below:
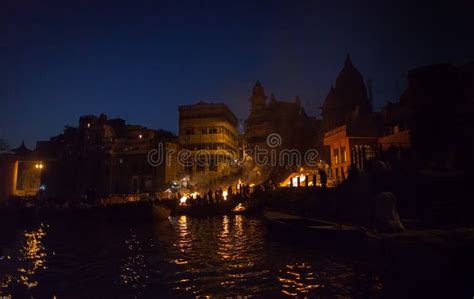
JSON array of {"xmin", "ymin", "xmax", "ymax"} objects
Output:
[
  {"xmin": 207, "ymin": 189, "xmax": 214, "ymax": 203},
  {"xmin": 348, "ymin": 164, "xmax": 359, "ymax": 181},
  {"xmin": 195, "ymin": 194, "xmax": 202, "ymax": 206},
  {"xmin": 318, "ymin": 169, "xmax": 327, "ymax": 188}
]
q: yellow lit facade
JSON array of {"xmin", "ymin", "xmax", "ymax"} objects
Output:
[{"xmin": 179, "ymin": 102, "xmax": 238, "ymax": 180}]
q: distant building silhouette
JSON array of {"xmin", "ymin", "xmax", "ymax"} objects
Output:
[
  {"xmin": 321, "ymin": 54, "xmax": 373, "ymax": 133},
  {"xmin": 36, "ymin": 114, "xmax": 178, "ymax": 198},
  {"xmin": 380, "ymin": 62, "xmax": 474, "ymax": 171},
  {"xmin": 323, "ymin": 57, "xmax": 474, "ymax": 184},
  {"xmin": 245, "ymin": 80, "xmax": 320, "ymax": 156}
]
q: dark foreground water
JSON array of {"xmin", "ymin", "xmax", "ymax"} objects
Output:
[{"xmin": 0, "ymin": 211, "xmax": 385, "ymax": 298}]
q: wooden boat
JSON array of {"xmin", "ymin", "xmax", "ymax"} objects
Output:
[
  {"xmin": 152, "ymin": 203, "xmax": 171, "ymax": 220},
  {"xmin": 263, "ymin": 209, "xmax": 367, "ymax": 248}
]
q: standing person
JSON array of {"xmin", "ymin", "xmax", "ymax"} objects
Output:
[
  {"xmin": 318, "ymin": 169, "xmax": 328, "ymax": 189},
  {"xmin": 207, "ymin": 189, "xmax": 214, "ymax": 204},
  {"xmin": 227, "ymin": 185, "xmax": 233, "ymax": 200}
]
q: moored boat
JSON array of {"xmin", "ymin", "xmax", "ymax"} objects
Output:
[{"xmin": 263, "ymin": 209, "xmax": 368, "ymax": 249}]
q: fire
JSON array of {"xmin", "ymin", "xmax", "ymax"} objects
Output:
[
  {"xmin": 237, "ymin": 179, "xmax": 242, "ymax": 190},
  {"xmin": 233, "ymin": 203, "xmax": 246, "ymax": 212},
  {"xmin": 291, "ymin": 174, "xmax": 306, "ymax": 187},
  {"xmin": 179, "ymin": 192, "xmax": 199, "ymax": 206},
  {"xmin": 222, "ymin": 190, "xmax": 228, "ymax": 200}
]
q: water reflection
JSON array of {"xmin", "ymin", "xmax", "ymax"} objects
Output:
[
  {"xmin": 1, "ymin": 215, "xmax": 382, "ymax": 298},
  {"xmin": 0, "ymin": 223, "xmax": 48, "ymax": 295},
  {"xmin": 278, "ymin": 262, "xmax": 321, "ymax": 297},
  {"xmin": 17, "ymin": 223, "xmax": 48, "ymax": 288},
  {"xmin": 164, "ymin": 215, "xmax": 268, "ymax": 297},
  {"xmin": 118, "ymin": 230, "xmax": 148, "ymax": 294}
]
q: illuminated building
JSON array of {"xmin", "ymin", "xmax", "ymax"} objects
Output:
[
  {"xmin": 0, "ymin": 142, "xmax": 44, "ymax": 203},
  {"xmin": 323, "ymin": 124, "xmax": 378, "ymax": 182},
  {"xmin": 178, "ymin": 102, "xmax": 238, "ymax": 181},
  {"xmin": 321, "ymin": 55, "xmax": 379, "ymax": 182}
]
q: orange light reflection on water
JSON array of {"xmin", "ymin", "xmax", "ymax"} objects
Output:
[
  {"xmin": 17, "ymin": 224, "xmax": 48, "ymax": 289},
  {"xmin": 278, "ymin": 262, "xmax": 321, "ymax": 297}
]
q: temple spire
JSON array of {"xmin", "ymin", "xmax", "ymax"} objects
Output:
[
  {"xmin": 345, "ymin": 53, "xmax": 353, "ymax": 67},
  {"xmin": 251, "ymin": 80, "xmax": 266, "ymax": 99},
  {"xmin": 270, "ymin": 93, "xmax": 276, "ymax": 102}
]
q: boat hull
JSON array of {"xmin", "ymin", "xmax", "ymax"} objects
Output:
[{"xmin": 263, "ymin": 210, "xmax": 368, "ymax": 251}]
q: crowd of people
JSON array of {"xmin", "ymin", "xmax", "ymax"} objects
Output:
[{"xmin": 174, "ymin": 182, "xmax": 276, "ymax": 209}]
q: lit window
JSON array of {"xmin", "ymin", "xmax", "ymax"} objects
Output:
[{"xmin": 333, "ymin": 148, "xmax": 340, "ymax": 164}]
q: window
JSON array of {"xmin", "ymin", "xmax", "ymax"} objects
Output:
[
  {"xmin": 365, "ymin": 145, "xmax": 375, "ymax": 160},
  {"xmin": 341, "ymin": 147, "xmax": 347, "ymax": 163},
  {"xmin": 333, "ymin": 148, "xmax": 340, "ymax": 164}
]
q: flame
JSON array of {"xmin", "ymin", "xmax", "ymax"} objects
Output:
[
  {"xmin": 179, "ymin": 192, "xmax": 199, "ymax": 206},
  {"xmin": 232, "ymin": 203, "xmax": 246, "ymax": 212},
  {"xmin": 222, "ymin": 190, "xmax": 228, "ymax": 201},
  {"xmin": 290, "ymin": 174, "xmax": 306, "ymax": 187}
]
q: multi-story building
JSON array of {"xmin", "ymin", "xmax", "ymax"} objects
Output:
[
  {"xmin": 323, "ymin": 124, "xmax": 379, "ymax": 182},
  {"xmin": 322, "ymin": 58, "xmax": 474, "ymax": 183},
  {"xmin": 36, "ymin": 114, "xmax": 178, "ymax": 198},
  {"xmin": 178, "ymin": 102, "xmax": 238, "ymax": 181}
]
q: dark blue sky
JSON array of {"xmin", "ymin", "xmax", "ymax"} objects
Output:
[{"xmin": 1, "ymin": 0, "xmax": 473, "ymax": 148}]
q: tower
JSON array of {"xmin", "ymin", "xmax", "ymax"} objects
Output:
[{"xmin": 250, "ymin": 80, "xmax": 267, "ymax": 115}]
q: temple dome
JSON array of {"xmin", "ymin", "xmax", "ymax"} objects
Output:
[
  {"xmin": 322, "ymin": 85, "xmax": 339, "ymax": 110},
  {"xmin": 334, "ymin": 54, "xmax": 368, "ymax": 109}
]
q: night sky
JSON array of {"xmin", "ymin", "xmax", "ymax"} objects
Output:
[{"xmin": 1, "ymin": 0, "xmax": 473, "ymax": 148}]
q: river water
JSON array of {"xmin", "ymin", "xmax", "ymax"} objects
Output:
[{"xmin": 0, "ymin": 212, "xmax": 382, "ymax": 298}]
